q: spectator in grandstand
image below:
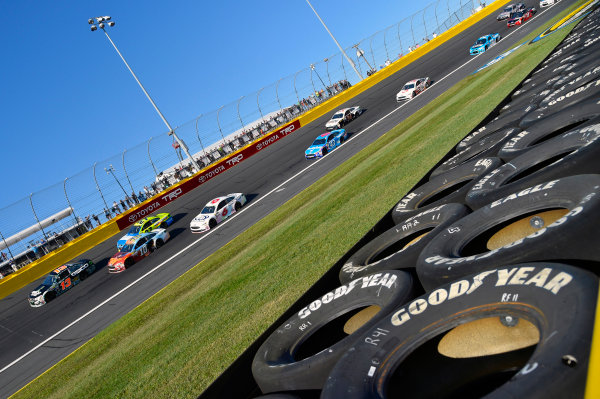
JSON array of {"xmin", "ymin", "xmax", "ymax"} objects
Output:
[
  {"xmin": 112, "ymin": 201, "xmax": 121, "ymax": 215},
  {"xmin": 120, "ymin": 198, "xmax": 128, "ymax": 211},
  {"xmin": 104, "ymin": 208, "xmax": 111, "ymax": 220},
  {"xmin": 93, "ymin": 214, "xmax": 101, "ymax": 226},
  {"xmin": 138, "ymin": 190, "xmax": 146, "ymax": 202}
]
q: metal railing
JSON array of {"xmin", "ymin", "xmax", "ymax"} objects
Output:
[{"xmin": 0, "ymin": 0, "xmax": 484, "ymax": 277}]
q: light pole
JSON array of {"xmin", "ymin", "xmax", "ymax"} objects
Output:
[
  {"xmin": 310, "ymin": 64, "xmax": 327, "ymax": 92},
  {"xmin": 304, "ymin": 0, "xmax": 363, "ymax": 80},
  {"xmin": 88, "ymin": 16, "xmax": 201, "ymax": 173},
  {"xmin": 354, "ymin": 45, "xmax": 375, "ymax": 75},
  {"xmin": 105, "ymin": 164, "xmax": 128, "ymax": 197}
]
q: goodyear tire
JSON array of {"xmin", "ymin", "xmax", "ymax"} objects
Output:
[
  {"xmin": 391, "ymin": 157, "xmax": 502, "ymax": 223},
  {"xmin": 209, "ymin": 219, "xmax": 217, "ymax": 229},
  {"xmin": 481, "ymin": 106, "xmax": 535, "ymax": 134},
  {"xmin": 466, "ymin": 124, "xmax": 600, "ymax": 209},
  {"xmin": 339, "ymin": 204, "xmax": 469, "ymax": 284},
  {"xmin": 431, "ymin": 128, "xmax": 519, "ymax": 178},
  {"xmin": 79, "ymin": 270, "xmax": 88, "ymax": 281},
  {"xmin": 160, "ymin": 222, "xmax": 167, "ymax": 229},
  {"xmin": 321, "ymin": 263, "xmax": 598, "ymax": 399},
  {"xmin": 416, "ymin": 174, "xmax": 600, "ymax": 291},
  {"xmin": 519, "ymin": 78, "xmax": 600, "ymax": 128},
  {"xmin": 45, "ymin": 291, "xmax": 56, "ymax": 303},
  {"xmin": 498, "ymin": 97, "xmax": 600, "ymax": 160},
  {"xmin": 124, "ymin": 258, "xmax": 134, "ymax": 269},
  {"xmin": 251, "ymin": 270, "xmax": 415, "ymax": 393},
  {"xmin": 235, "ymin": 202, "xmax": 241, "ymax": 212},
  {"xmin": 539, "ymin": 64, "xmax": 600, "ymax": 107},
  {"xmin": 155, "ymin": 238, "xmax": 164, "ymax": 248}
]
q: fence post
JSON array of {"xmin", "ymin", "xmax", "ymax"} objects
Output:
[
  {"xmin": 397, "ymin": 21, "xmax": 404, "ymax": 57},
  {"xmin": 216, "ymin": 105, "xmax": 226, "ymax": 143},
  {"xmin": 147, "ymin": 138, "xmax": 159, "ymax": 179},
  {"xmin": 434, "ymin": 0, "xmax": 441, "ymax": 34},
  {"xmin": 0, "ymin": 230, "xmax": 15, "ymax": 261},
  {"xmin": 411, "ymin": 12, "xmax": 417, "ymax": 46},
  {"xmin": 275, "ymin": 78, "xmax": 284, "ymax": 111},
  {"xmin": 122, "ymin": 149, "xmax": 135, "ymax": 195},
  {"xmin": 309, "ymin": 67, "xmax": 317, "ymax": 94},
  {"xmin": 369, "ymin": 35, "xmax": 377, "ymax": 68},
  {"xmin": 93, "ymin": 162, "xmax": 110, "ymax": 211},
  {"xmin": 29, "ymin": 193, "xmax": 48, "ymax": 241},
  {"xmin": 324, "ymin": 58, "xmax": 332, "ymax": 86},
  {"xmin": 257, "ymin": 87, "xmax": 264, "ymax": 121},
  {"xmin": 383, "ymin": 27, "xmax": 390, "ymax": 61},
  {"xmin": 195, "ymin": 116, "xmax": 206, "ymax": 155},
  {"xmin": 237, "ymin": 96, "xmax": 245, "ymax": 130},
  {"xmin": 63, "ymin": 177, "xmax": 79, "ymax": 226},
  {"xmin": 423, "ymin": 8, "xmax": 428, "ymax": 40},
  {"xmin": 293, "ymin": 70, "xmax": 302, "ymax": 104},
  {"xmin": 340, "ymin": 55, "xmax": 348, "ymax": 81}
]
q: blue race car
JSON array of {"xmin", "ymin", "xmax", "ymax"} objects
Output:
[
  {"xmin": 305, "ymin": 129, "xmax": 348, "ymax": 159},
  {"xmin": 469, "ymin": 33, "xmax": 501, "ymax": 55}
]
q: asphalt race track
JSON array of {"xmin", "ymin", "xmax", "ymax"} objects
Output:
[{"xmin": 0, "ymin": 2, "xmax": 574, "ymax": 396}]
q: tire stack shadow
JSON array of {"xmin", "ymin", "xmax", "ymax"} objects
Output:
[{"xmin": 201, "ymin": 8, "xmax": 600, "ymax": 399}]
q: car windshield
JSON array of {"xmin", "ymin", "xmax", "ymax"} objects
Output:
[
  {"xmin": 312, "ymin": 138, "xmax": 326, "ymax": 145},
  {"xmin": 66, "ymin": 262, "xmax": 82, "ymax": 273},
  {"xmin": 201, "ymin": 206, "xmax": 215, "ymax": 214},
  {"xmin": 512, "ymin": 12, "xmax": 523, "ymax": 17},
  {"xmin": 403, "ymin": 84, "xmax": 415, "ymax": 90},
  {"xmin": 504, "ymin": 6, "xmax": 513, "ymax": 12},
  {"xmin": 121, "ymin": 243, "xmax": 134, "ymax": 252},
  {"xmin": 476, "ymin": 38, "xmax": 487, "ymax": 44},
  {"xmin": 128, "ymin": 225, "xmax": 141, "ymax": 235},
  {"xmin": 332, "ymin": 113, "xmax": 343, "ymax": 119},
  {"xmin": 42, "ymin": 274, "xmax": 57, "ymax": 286}
]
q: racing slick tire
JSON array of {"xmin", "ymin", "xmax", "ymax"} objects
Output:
[
  {"xmin": 124, "ymin": 258, "xmax": 134, "ymax": 269},
  {"xmin": 160, "ymin": 222, "xmax": 167, "ymax": 229},
  {"xmin": 478, "ymin": 107, "xmax": 535, "ymax": 135},
  {"xmin": 209, "ymin": 219, "xmax": 217, "ymax": 229},
  {"xmin": 431, "ymin": 128, "xmax": 519, "ymax": 178},
  {"xmin": 79, "ymin": 270, "xmax": 88, "ymax": 281},
  {"xmin": 234, "ymin": 202, "xmax": 242, "ymax": 212},
  {"xmin": 251, "ymin": 270, "xmax": 416, "ymax": 393},
  {"xmin": 321, "ymin": 263, "xmax": 598, "ymax": 399},
  {"xmin": 415, "ymin": 174, "xmax": 600, "ymax": 291},
  {"xmin": 155, "ymin": 238, "xmax": 164, "ymax": 248},
  {"xmin": 466, "ymin": 124, "xmax": 600, "ymax": 209},
  {"xmin": 339, "ymin": 204, "xmax": 470, "ymax": 284},
  {"xmin": 519, "ymin": 78, "xmax": 600, "ymax": 128},
  {"xmin": 391, "ymin": 157, "xmax": 502, "ymax": 223},
  {"xmin": 45, "ymin": 291, "xmax": 56, "ymax": 303},
  {"xmin": 498, "ymin": 97, "xmax": 600, "ymax": 160}
]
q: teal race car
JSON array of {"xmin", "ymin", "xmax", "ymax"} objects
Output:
[
  {"xmin": 469, "ymin": 33, "xmax": 501, "ymax": 55},
  {"xmin": 117, "ymin": 212, "xmax": 173, "ymax": 249},
  {"xmin": 305, "ymin": 129, "xmax": 348, "ymax": 159}
]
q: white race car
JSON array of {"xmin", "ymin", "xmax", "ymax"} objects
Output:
[
  {"xmin": 396, "ymin": 77, "xmax": 431, "ymax": 102},
  {"xmin": 539, "ymin": 0, "xmax": 558, "ymax": 7},
  {"xmin": 325, "ymin": 106, "xmax": 363, "ymax": 131},
  {"xmin": 190, "ymin": 193, "xmax": 247, "ymax": 233}
]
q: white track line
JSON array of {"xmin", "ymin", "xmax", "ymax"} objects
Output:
[{"xmin": 0, "ymin": 6, "xmax": 554, "ymax": 375}]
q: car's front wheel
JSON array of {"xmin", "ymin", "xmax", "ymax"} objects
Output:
[
  {"xmin": 209, "ymin": 219, "xmax": 217, "ymax": 229},
  {"xmin": 234, "ymin": 202, "xmax": 241, "ymax": 212},
  {"xmin": 45, "ymin": 291, "xmax": 56, "ymax": 303},
  {"xmin": 155, "ymin": 238, "xmax": 164, "ymax": 248}
]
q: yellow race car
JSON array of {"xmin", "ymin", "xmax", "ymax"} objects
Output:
[{"xmin": 116, "ymin": 213, "xmax": 173, "ymax": 249}]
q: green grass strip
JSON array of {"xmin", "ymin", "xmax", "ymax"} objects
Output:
[{"xmin": 12, "ymin": 4, "xmax": 585, "ymax": 398}]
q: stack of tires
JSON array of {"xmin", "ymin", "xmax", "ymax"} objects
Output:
[{"xmin": 205, "ymin": 9, "xmax": 600, "ymax": 399}]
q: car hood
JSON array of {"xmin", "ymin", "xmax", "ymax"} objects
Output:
[
  {"xmin": 397, "ymin": 89, "xmax": 414, "ymax": 96},
  {"xmin": 30, "ymin": 284, "xmax": 51, "ymax": 297},
  {"xmin": 305, "ymin": 145, "xmax": 325, "ymax": 155},
  {"xmin": 191, "ymin": 215, "xmax": 211, "ymax": 225},
  {"xmin": 498, "ymin": 11, "xmax": 510, "ymax": 17},
  {"xmin": 109, "ymin": 252, "xmax": 131, "ymax": 265},
  {"xmin": 471, "ymin": 44, "xmax": 484, "ymax": 49},
  {"xmin": 326, "ymin": 119, "xmax": 340, "ymax": 127}
]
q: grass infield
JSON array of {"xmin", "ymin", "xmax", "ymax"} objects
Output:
[{"xmin": 12, "ymin": 4, "xmax": 584, "ymax": 398}]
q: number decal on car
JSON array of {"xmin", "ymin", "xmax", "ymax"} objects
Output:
[
  {"xmin": 60, "ymin": 278, "xmax": 72, "ymax": 291},
  {"xmin": 222, "ymin": 208, "xmax": 228, "ymax": 217}
]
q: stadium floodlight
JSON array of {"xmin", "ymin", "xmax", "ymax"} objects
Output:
[{"xmin": 87, "ymin": 15, "xmax": 201, "ymax": 173}]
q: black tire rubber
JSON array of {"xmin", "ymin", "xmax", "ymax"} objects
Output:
[
  {"xmin": 322, "ymin": 147, "xmax": 328, "ymax": 156},
  {"xmin": 416, "ymin": 174, "xmax": 600, "ymax": 290},
  {"xmin": 519, "ymin": 78, "xmax": 600, "ymax": 128},
  {"xmin": 234, "ymin": 201, "xmax": 241, "ymax": 212},
  {"xmin": 321, "ymin": 263, "xmax": 598, "ymax": 399},
  {"xmin": 478, "ymin": 106, "xmax": 535, "ymax": 135},
  {"xmin": 539, "ymin": 64, "xmax": 600, "ymax": 107},
  {"xmin": 79, "ymin": 271, "xmax": 88, "ymax": 281},
  {"xmin": 160, "ymin": 222, "xmax": 167, "ymax": 229},
  {"xmin": 209, "ymin": 219, "xmax": 217, "ymax": 229},
  {"xmin": 155, "ymin": 238, "xmax": 164, "ymax": 248},
  {"xmin": 45, "ymin": 291, "xmax": 56, "ymax": 303},
  {"xmin": 498, "ymin": 97, "xmax": 600, "ymax": 160},
  {"xmin": 124, "ymin": 258, "xmax": 134, "ymax": 269},
  {"xmin": 339, "ymin": 204, "xmax": 470, "ymax": 284},
  {"xmin": 432, "ymin": 128, "xmax": 519, "ymax": 179},
  {"xmin": 466, "ymin": 124, "xmax": 600, "ymax": 209},
  {"xmin": 392, "ymin": 157, "xmax": 502, "ymax": 223},
  {"xmin": 251, "ymin": 270, "xmax": 416, "ymax": 393}
]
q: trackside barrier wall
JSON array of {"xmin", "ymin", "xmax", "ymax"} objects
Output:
[
  {"xmin": 0, "ymin": 0, "xmax": 508, "ymax": 301},
  {"xmin": 199, "ymin": 3, "xmax": 600, "ymax": 398}
]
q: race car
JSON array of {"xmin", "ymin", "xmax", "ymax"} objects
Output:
[
  {"xmin": 507, "ymin": 7, "xmax": 536, "ymax": 27},
  {"xmin": 496, "ymin": 3, "xmax": 525, "ymax": 20},
  {"xmin": 396, "ymin": 78, "xmax": 431, "ymax": 102},
  {"xmin": 108, "ymin": 229, "xmax": 170, "ymax": 273},
  {"xmin": 305, "ymin": 129, "xmax": 348, "ymax": 159},
  {"xmin": 190, "ymin": 193, "xmax": 247, "ymax": 233},
  {"xmin": 540, "ymin": 0, "xmax": 558, "ymax": 7},
  {"xmin": 469, "ymin": 33, "xmax": 502, "ymax": 55},
  {"xmin": 28, "ymin": 260, "xmax": 96, "ymax": 307},
  {"xmin": 116, "ymin": 212, "xmax": 173, "ymax": 249},
  {"xmin": 325, "ymin": 106, "xmax": 363, "ymax": 130}
]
